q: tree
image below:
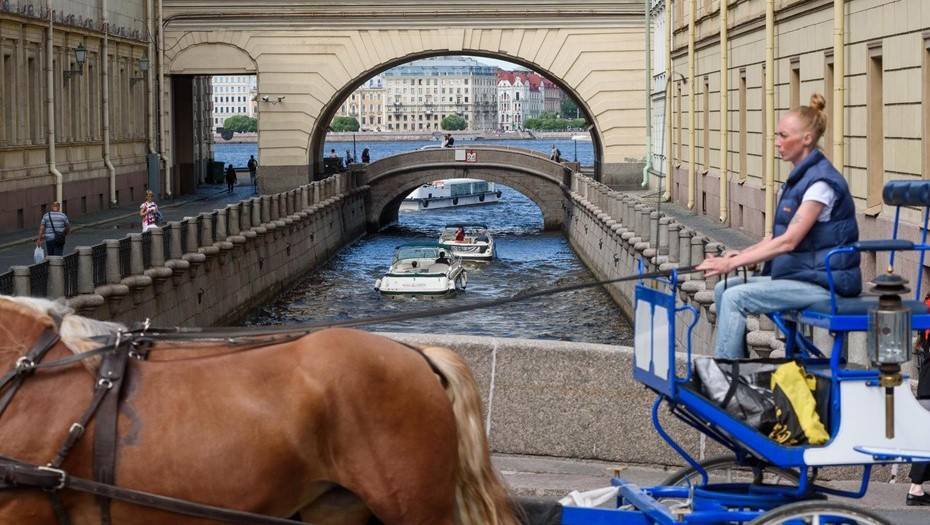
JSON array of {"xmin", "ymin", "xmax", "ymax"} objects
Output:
[
  {"xmin": 223, "ymin": 115, "xmax": 257, "ymax": 133},
  {"xmin": 441, "ymin": 115, "xmax": 467, "ymax": 131},
  {"xmin": 330, "ymin": 116, "xmax": 360, "ymax": 132},
  {"xmin": 560, "ymin": 98, "xmax": 582, "ymax": 120}
]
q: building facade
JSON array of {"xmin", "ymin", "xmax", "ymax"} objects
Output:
[
  {"xmin": 336, "ymin": 76, "xmax": 384, "ymax": 131},
  {"xmin": 381, "ymin": 57, "xmax": 498, "ymax": 132},
  {"xmin": 211, "ymin": 74, "xmax": 256, "ymax": 132},
  {"xmin": 542, "ymin": 79, "xmax": 563, "ymax": 115},
  {"xmin": 496, "ymin": 71, "xmax": 545, "ymax": 131},
  {"xmin": 655, "ymin": 0, "xmax": 930, "ymax": 283}
]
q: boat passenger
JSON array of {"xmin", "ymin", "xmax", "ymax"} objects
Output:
[
  {"xmin": 436, "ymin": 251, "xmax": 450, "ymax": 265},
  {"xmin": 696, "ymin": 93, "xmax": 860, "ymax": 359},
  {"xmin": 454, "ymin": 226, "xmax": 466, "ymax": 242}
]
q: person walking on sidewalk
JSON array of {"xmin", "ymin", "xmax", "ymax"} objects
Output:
[
  {"xmin": 139, "ymin": 190, "xmax": 160, "ymax": 233},
  {"xmin": 247, "ymin": 155, "xmax": 258, "ymax": 187},
  {"xmin": 225, "ymin": 164, "xmax": 237, "ymax": 193},
  {"xmin": 36, "ymin": 201, "xmax": 70, "ymax": 257}
]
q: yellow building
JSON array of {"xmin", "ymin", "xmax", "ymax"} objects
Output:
[
  {"xmin": 653, "ymin": 0, "xmax": 930, "ymax": 280},
  {"xmin": 336, "ymin": 79, "xmax": 385, "ymax": 131}
]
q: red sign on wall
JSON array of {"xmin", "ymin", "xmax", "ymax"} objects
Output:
[{"xmin": 465, "ymin": 149, "xmax": 478, "ymax": 163}]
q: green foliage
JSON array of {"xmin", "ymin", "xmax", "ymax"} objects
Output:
[
  {"xmin": 523, "ymin": 114, "xmax": 588, "ymax": 131},
  {"xmin": 560, "ymin": 98, "xmax": 582, "ymax": 120},
  {"xmin": 330, "ymin": 116, "xmax": 360, "ymax": 132},
  {"xmin": 222, "ymin": 115, "xmax": 257, "ymax": 133},
  {"xmin": 441, "ymin": 114, "xmax": 467, "ymax": 131}
]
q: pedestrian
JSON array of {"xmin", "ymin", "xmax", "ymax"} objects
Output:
[
  {"xmin": 907, "ymin": 292, "xmax": 930, "ymax": 505},
  {"xmin": 345, "ymin": 150, "xmax": 354, "ymax": 165},
  {"xmin": 36, "ymin": 201, "xmax": 70, "ymax": 257},
  {"xmin": 697, "ymin": 93, "xmax": 860, "ymax": 359},
  {"xmin": 550, "ymin": 145, "xmax": 562, "ymax": 162},
  {"xmin": 446, "ymin": 134, "xmax": 455, "ymax": 148},
  {"xmin": 225, "ymin": 164, "xmax": 237, "ymax": 193},
  {"xmin": 361, "ymin": 148, "xmax": 370, "ymax": 164},
  {"xmin": 329, "ymin": 149, "xmax": 338, "ymax": 159},
  {"xmin": 139, "ymin": 190, "xmax": 160, "ymax": 233},
  {"xmin": 247, "ymin": 155, "xmax": 258, "ymax": 187}
]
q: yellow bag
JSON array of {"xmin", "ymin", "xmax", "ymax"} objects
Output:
[{"xmin": 768, "ymin": 362, "xmax": 829, "ymax": 446}]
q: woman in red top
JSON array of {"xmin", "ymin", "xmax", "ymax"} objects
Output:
[{"xmin": 454, "ymin": 226, "xmax": 465, "ymax": 242}]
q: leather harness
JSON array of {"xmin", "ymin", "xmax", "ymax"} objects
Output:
[{"xmin": 0, "ymin": 327, "xmax": 410, "ymax": 525}]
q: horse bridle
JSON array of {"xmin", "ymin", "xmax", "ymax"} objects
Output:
[{"xmin": 0, "ymin": 264, "xmax": 699, "ymax": 524}]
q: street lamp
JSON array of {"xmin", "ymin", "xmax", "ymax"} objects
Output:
[
  {"xmin": 130, "ymin": 55, "xmax": 150, "ymax": 84},
  {"xmin": 63, "ymin": 43, "xmax": 87, "ymax": 79}
]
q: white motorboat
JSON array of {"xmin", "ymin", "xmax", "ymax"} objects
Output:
[
  {"xmin": 375, "ymin": 243, "xmax": 468, "ymax": 296},
  {"xmin": 400, "ymin": 178, "xmax": 502, "ymax": 211},
  {"xmin": 438, "ymin": 223, "xmax": 495, "ymax": 261}
]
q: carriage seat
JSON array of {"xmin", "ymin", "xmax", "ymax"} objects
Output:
[{"xmin": 796, "ymin": 296, "xmax": 930, "ymax": 331}]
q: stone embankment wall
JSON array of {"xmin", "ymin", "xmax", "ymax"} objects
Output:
[{"xmin": 8, "ymin": 171, "xmax": 368, "ymax": 327}]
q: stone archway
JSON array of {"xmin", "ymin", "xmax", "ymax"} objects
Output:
[{"xmin": 161, "ymin": 6, "xmax": 646, "ymax": 191}]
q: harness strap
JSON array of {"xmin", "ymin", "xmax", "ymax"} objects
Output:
[
  {"xmin": 0, "ymin": 457, "xmax": 305, "ymax": 525},
  {"xmin": 92, "ymin": 347, "xmax": 130, "ymax": 525},
  {"xmin": 0, "ymin": 330, "xmax": 60, "ymax": 419}
]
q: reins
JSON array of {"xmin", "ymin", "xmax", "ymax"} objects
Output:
[{"xmin": 0, "ymin": 264, "xmax": 699, "ymax": 525}]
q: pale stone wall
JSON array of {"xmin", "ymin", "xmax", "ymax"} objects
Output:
[
  {"xmin": 659, "ymin": 0, "xmax": 930, "ymax": 257},
  {"xmin": 160, "ymin": 1, "xmax": 648, "ymax": 190}
]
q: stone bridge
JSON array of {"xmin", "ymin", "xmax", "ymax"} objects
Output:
[{"xmin": 364, "ymin": 146, "xmax": 571, "ymax": 230}]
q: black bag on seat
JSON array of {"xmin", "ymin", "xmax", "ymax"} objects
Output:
[{"xmin": 694, "ymin": 358, "xmax": 780, "ymax": 433}]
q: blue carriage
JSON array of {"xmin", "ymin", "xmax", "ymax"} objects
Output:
[{"xmin": 560, "ymin": 181, "xmax": 930, "ymax": 525}]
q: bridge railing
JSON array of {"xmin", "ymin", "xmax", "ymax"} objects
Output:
[{"xmin": 1, "ymin": 170, "xmax": 365, "ymax": 304}]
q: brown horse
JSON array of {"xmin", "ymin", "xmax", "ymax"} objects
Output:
[{"xmin": 0, "ymin": 296, "xmax": 519, "ymax": 525}]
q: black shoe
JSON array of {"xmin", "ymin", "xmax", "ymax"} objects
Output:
[{"xmin": 906, "ymin": 493, "xmax": 930, "ymax": 506}]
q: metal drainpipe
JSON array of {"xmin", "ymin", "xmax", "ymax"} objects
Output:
[
  {"xmin": 641, "ymin": 0, "xmax": 652, "ymax": 188},
  {"xmin": 688, "ymin": 0, "xmax": 697, "ymax": 210},
  {"xmin": 146, "ymin": 0, "xmax": 156, "ymax": 155},
  {"xmin": 46, "ymin": 2, "xmax": 63, "ymax": 202},
  {"xmin": 158, "ymin": 0, "xmax": 172, "ymax": 198},
  {"xmin": 663, "ymin": 0, "xmax": 672, "ymax": 202},
  {"xmin": 833, "ymin": 0, "xmax": 845, "ymax": 170},
  {"xmin": 764, "ymin": 0, "xmax": 775, "ymax": 235},
  {"xmin": 102, "ymin": 0, "xmax": 116, "ymax": 206},
  {"xmin": 719, "ymin": 0, "xmax": 729, "ymax": 223}
]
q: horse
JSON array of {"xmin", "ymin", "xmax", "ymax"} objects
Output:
[{"xmin": 0, "ymin": 296, "xmax": 519, "ymax": 525}]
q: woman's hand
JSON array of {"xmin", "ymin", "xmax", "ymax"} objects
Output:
[{"xmin": 696, "ymin": 255, "xmax": 733, "ymax": 277}]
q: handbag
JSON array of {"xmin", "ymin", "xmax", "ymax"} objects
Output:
[{"xmin": 46, "ymin": 213, "xmax": 65, "ymax": 245}]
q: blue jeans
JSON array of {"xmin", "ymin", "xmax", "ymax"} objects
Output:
[{"xmin": 713, "ymin": 275, "xmax": 831, "ymax": 359}]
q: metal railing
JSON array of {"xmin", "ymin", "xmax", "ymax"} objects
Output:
[
  {"xmin": 92, "ymin": 244, "xmax": 107, "ymax": 287},
  {"xmin": 163, "ymin": 224, "xmax": 173, "ymax": 260},
  {"xmin": 63, "ymin": 253, "xmax": 79, "ymax": 297},
  {"xmin": 179, "ymin": 219, "xmax": 189, "ymax": 254},
  {"xmin": 142, "ymin": 231, "xmax": 152, "ymax": 268},
  {"xmin": 0, "ymin": 271, "xmax": 12, "ymax": 295},
  {"xmin": 29, "ymin": 260, "xmax": 49, "ymax": 297},
  {"xmin": 118, "ymin": 237, "xmax": 131, "ymax": 278}
]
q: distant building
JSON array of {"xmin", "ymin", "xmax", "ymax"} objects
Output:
[
  {"xmin": 211, "ymin": 75, "xmax": 257, "ymax": 132},
  {"xmin": 337, "ymin": 76, "xmax": 384, "ymax": 130},
  {"xmin": 382, "ymin": 57, "xmax": 498, "ymax": 132},
  {"xmin": 496, "ymin": 71, "xmax": 545, "ymax": 131},
  {"xmin": 542, "ymin": 79, "xmax": 563, "ymax": 115}
]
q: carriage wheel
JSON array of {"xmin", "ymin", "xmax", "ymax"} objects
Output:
[
  {"xmin": 660, "ymin": 454, "xmax": 800, "ymax": 488},
  {"xmin": 748, "ymin": 501, "xmax": 891, "ymax": 525}
]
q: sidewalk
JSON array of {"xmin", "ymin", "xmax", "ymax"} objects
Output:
[
  {"xmin": 496, "ymin": 454, "xmax": 930, "ymax": 524},
  {"xmin": 0, "ymin": 174, "xmax": 260, "ymax": 273}
]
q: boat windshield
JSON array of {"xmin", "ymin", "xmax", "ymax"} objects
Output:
[{"xmin": 394, "ymin": 247, "xmax": 441, "ymax": 261}]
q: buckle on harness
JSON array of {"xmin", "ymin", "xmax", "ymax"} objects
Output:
[
  {"xmin": 37, "ymin": 465, "xmax": 67, "ymax": 491},
  {"xmin": 14, "ymin": 357, "xmax": 36, "ymax": 373}
]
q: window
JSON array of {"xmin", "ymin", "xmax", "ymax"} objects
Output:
[
  {"xmin": 703, "ymin": 76, "xmax": 709, "ymax": 172},
  {"xmin": 789, "ymin": 58, "xmax": 800, "ymax": 110},
  {"xmin": 824, "ymin": 52, "xmax": 834, "ymax": 161},
  {"xmin": 866, "ymin": 44, "xmax": 884, "ymax": 212},
  {"xmin": 739, "ymin": 69, "xmax": 747, "ymax": 182}
]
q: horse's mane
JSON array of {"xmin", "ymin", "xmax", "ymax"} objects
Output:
[{"xmin": 0, "ymin": 296, "xmax": 126, "ymax": 358}]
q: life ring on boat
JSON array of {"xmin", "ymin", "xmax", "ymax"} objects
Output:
[
  {"xmin": 452, "ymin": 198, "xmax": 459, "ymax": 205},
  {"xmin": 422, "ymin": 200, "xmax": 429, "ymax": 208},
  {"xmin": 496, "ymin": 191, "xmax": 502, "ymax": 198},
  {"xmin": 478, "ymin": 194, "xmax": 485, "ymax": 202}
]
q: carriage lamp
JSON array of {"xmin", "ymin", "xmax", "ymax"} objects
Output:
[{"xmin": 866, "ymin": 272, "xmax": 912, "ymax": 439}]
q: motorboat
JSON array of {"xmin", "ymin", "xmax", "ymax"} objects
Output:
[
  {"xmin": 400, "ymin": 178, "xmax": 502, "ymax": 211},
  {"xmin": 570, "ymin": 133, "xmax": 592, "ymax": 142},
  {"xmin": 375, "ymin": 243, "xmax": 468, "ymax": 296},
  {"xmin": 438, "ymin": 223, "xmax": 495, "ymax": 261}
]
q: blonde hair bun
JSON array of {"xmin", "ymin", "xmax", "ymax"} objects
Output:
[{"xmin": 809, "ymin": 93, "xmax": 826, "ymax": 113}]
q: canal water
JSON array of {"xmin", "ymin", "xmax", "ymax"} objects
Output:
[
  {"xmin": 244, "ymin": 186, "xmax": 631, "ymax": 345},
  {"xmin": 215, "ymin": 137, "xmax": 595, "ymax": 168}
]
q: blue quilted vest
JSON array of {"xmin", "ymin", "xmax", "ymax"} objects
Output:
[{"xmin": 769, "ymin": 149, "xmax": 861, "ymax": 297}]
